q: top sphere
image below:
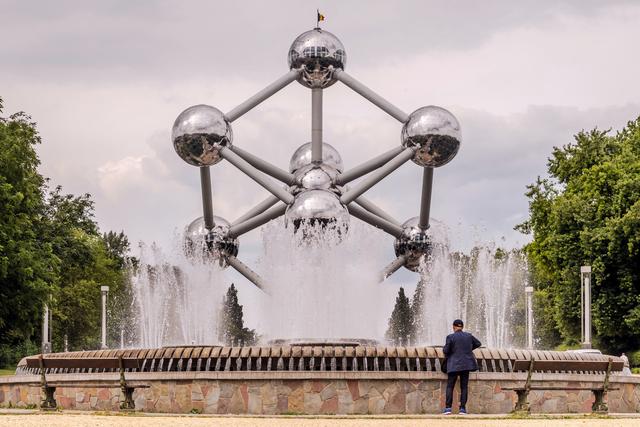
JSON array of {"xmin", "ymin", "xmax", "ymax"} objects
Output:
[
  {"xmin": 401, "ymin": 106, "xmax": 461, "ymax": 167},
  {"xmin": 172, "ymin": 104, "xmax": 232, "ymax": 167},
  {"xmin": 288, "ymin": 28, "xmax": 346, "ymax": 88},
  {"xmin": 289, "ymin": 142, "xmax": 344, "ymax": 174}
]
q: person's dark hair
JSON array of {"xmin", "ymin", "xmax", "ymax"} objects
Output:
[{"xmin": 453, "ymin": 319, "xmax": 464, "ymax": 327}]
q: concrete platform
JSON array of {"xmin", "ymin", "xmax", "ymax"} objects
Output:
[{"xmin": 2, "ymin": 371, "xmax": 639, "ymax": 414}]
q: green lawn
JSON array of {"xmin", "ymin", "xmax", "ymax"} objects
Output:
[{"xmin": 0, "ymin": 368, "xmax": 16, "ymax": 376}]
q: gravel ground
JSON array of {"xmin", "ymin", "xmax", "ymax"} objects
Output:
[{"xmin": 1, "ymin": 414, "xmax": 639, "ymax": 427}]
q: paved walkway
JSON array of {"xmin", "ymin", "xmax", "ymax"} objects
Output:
[{"xmin": 1, "ymin": 413, "xmax": 639, "ymax": 427}]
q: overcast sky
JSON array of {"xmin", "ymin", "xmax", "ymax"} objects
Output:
[{"xmin": 2, "ymin": 1, "xmax": 640, "ymax": 296}]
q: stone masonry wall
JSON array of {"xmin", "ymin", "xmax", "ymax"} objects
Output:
[{"xmin": 1, "ymin": 372, "xmax": 639, "ymax": 414}]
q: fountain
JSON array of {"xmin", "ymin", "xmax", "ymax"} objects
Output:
[{"xmin": 5, "ymin": 25, "xmax": 638, "ymax": 415}]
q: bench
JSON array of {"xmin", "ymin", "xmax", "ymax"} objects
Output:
[
  {"xmin": 24, "ymin": 354, "xmax": 149, "ymax": 411},
  {"xmin": 502, "ymin": 358, "xmax": 624, "ymax": 414}
]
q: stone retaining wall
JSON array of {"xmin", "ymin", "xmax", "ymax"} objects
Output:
[{"xmin": 1, "ymin": 372, "xmax": 639, "ymax": 414}]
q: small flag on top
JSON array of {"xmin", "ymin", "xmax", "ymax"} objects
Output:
[{"xmin": 317, "ymin": 9, "xmax": 325, "ymax": 27}]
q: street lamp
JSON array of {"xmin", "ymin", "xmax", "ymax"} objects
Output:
[
  {"xmin": 581, "ymin": 266, "xmax": 592, "ymax": 349},
  {"xmin": 100, "ymin": 285, "xmax": 109, "ymax": 349},
  {"xmin": 41, "ymin": 296, "xmax": 52, "ymax": 354},
  {"xmin": 525, "ymin": 286, "xmax": 534, "ymax": 349}
]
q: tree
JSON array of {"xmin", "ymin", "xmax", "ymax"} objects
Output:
[
  {"xmin": 411, "ymin": 280, "xmax": 425, "ymax": 341},
  {"xmin": 386, "ymin": 287, "xmax": 415, "ymax": 346},
  {"xmin": 517, "ymin": 117, "xmax": 640, "ymax": 354},
  {"xmin": 218, "ymin": 284, "xmax": 257, "ymax": 346},
  {"xmin": 0, "ymin": 98, "xmax": 134, "ymax": 365},
  {"xmin": 0, "ymin": 99, "xmax": 56, "ymax": 365}
]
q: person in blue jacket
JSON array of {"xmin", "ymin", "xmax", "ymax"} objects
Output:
[{"xmin": 442, "ymin": 319, "xmax": 482, "ymax": 415}]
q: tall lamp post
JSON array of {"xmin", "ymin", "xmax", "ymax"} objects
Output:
[
  {"xmin": 581, "ymin": 266, "xmax": 592, "ymax": 349},
  {"xmin": 100, "ymin": 285, "xmax": 109, "ymax": 349},
  {"xmin": 525, "ymin": 286, "xmax": 534, "ymax": 349},
  {"xmin": 41, "ymin": 296, "xmax": 52, "ymax": 354}
]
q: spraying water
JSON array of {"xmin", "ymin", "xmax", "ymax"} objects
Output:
[
  {"xmin": 418, "ymin": 226, "xmax": 527, "ymax": 347},
  {"xmin": 256, "ymin": 219, "xmax": 396, "ymax": 340},
  {"xmin": 132, "ymin": 241, "xmax": 226, "ymax": 347},
  {"xmin": 131, "ymin": 220, "xmax": 526, "ymax": 348}
]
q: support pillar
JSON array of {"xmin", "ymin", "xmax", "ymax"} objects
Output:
[
  {"xmin": 311, "ymin": 88, "xmax": 323, "ymax": 163},
  {"xmin": 200, "ymin": 166, "xmax": 215, "ymax": 230}
]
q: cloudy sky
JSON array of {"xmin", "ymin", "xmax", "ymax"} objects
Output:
[{"xmin": 2, "ymin": 0, "xmax": 640, "ymax": 293}]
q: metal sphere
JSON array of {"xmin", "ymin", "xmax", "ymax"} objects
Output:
[
  {"xmin": 288, "ymin": 28, "xmax": 346, "ymax": 88},
  {"xmin": 394, "ymin": 217, "xmax": 433, "ymax": 272},
  {"xmin": 172, "ymin": 105, "xmax": 232, "ymax": 167},
  {"xmin": 292, "ymin": 163, "xmax": 339, "ymax": 192},
  {"xmin": 184, "ymin": 216, "xmax": 239, "ymax": 264},
  {"xmin": 285, "ymin": 189, "xmax": 349, "ymax": 230},
  {"xmin": 401, "ymin": 106, "xmax": 461, "ymax": 167},
  {"xmin": 289, "ymin": 142, "xmax": 344, "ymax": 174}
]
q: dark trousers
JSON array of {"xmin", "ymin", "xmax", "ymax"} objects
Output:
[{"xmin": 446, "ymin": 370, "xmax": 470, "ymax": 408}]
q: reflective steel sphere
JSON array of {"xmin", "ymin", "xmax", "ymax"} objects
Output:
[
  {"xmin": 172, "ymin": 105, "xmax": 232, "ymax": 166},
  {"xmin": 288, "ymin": 28, "xmax": 346, "ymax": 88},
  {"xmin": 184, "ymin": 216, "xmax": 239, "ymax": 265},
  {"xmin": 292, "ymin": 163, "xmax": 339, "ymax": 192},
  {"xmin": 285, "ymin": 189, "xmax": 349, "ymax": 230},
  {"xmin": 401, "ymin": 106, "xmax": 461, "ymax": 167},
  {"xmin": 289, "ymin": 142, "xmax": 344, "ymax": 173},
  {"xmin": 394, "ymin": 217, "xmax": 432, "ymax": 272}
]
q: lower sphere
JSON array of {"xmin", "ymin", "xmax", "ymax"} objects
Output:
[
  {"xmin": 394, "ymin": 217, "xmax": 432, "ymax": 272},
  {"xmin": 184, "ymin": 216, "xmax": 239, "ymax": 265}
]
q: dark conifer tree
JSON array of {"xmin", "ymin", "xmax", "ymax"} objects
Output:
[
  {"xmin": 411, "ymin": 280, "xmax": 425, "ymax": 342},
  {"xmin": 218, "ymin": 284, "xmax": 257, "ymax": 346},
  {"xmin": 385, "ymin": 287, "xmax": 414, "ymax": 346}
]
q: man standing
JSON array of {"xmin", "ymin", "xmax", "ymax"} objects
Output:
[{"xmin": 442, "ymin": 319, "xmax": 482, "ymax": 415}]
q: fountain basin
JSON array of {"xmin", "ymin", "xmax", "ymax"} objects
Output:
[{"xmin": 2, "ymin": 346, "xmax": 637, "ymax": 414}]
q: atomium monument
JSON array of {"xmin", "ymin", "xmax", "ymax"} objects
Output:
[
  {"xmin": 173, "ymin": 26, "xmax": 461, "ymax": 287},
  {"xmin": 11, "ymin": 25, "xmax": 631, "ymax": 416}
]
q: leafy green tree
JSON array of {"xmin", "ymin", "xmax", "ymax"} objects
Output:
[
  {"xmin": 517, "ymin": 118, "xmax": 640, "ymax": 354},
  {"xmin": 0, "ymin": 99, "xmax": 56, "ymax": 366},
  {"xmin": 0, "ymin": 98, "xmax": 134, "ymax": 364},
  {"xmin": 218, "ymin": 284, "xmax": 257, "ymax": 346},
  {"xmin": 386, "ymin": 287, "xmax": 414, "ymax": 346}
]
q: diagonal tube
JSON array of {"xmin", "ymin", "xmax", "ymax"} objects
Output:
[
  {"xmin": 225, "ymin": 255, "xmax": 267, "ymax": 292},
  {"xmin": 336, "ymin": 146, "xmax": 404, "ymax": 185},
  {"xmin": 354, "ymin": 196, "xmax": 401, "ymax": 227},
  {"xmin": 419, "ymin": 167, "xmax": 434, "ymax": 229},
  {"xmin": 334, "ymin": 69, "xmax": 409, "ymax": 123},
  {"xmin": 311, "ymin": 88, "xmax": 323, "ymax": 163},
  {"xmin": 231, "ymin": 194, "xmax": 280, "ymax": 226},
  {"xmin": 200, "ymin": 167, "xmax": 215, "ymax": 230},
  {"xmin": 225, "ymin": 69, "xmax": 301, "ymax": 122},
  {"xmin": 229, "ymin": 146, "xmax": 294, "ymax": 185},
  {"xmin": 340, "ymin": 147, "xmax": 415, "ymax": 205},
  {"xmin": 379, "ymin": 256, "xmax": 408, "ymax": 282},
  {"xmin": 220, "ymin": 147, "xmax": 294, "ymax": 204},
  {"xmin": 228, "ymin": 203, "xmax": 287, "ymax": 238},
  {"xmin": 348, "ymin": 203, "xmax": 404, "ymax": 238}
]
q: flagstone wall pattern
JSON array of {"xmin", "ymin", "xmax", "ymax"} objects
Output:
[{"xmin": 1, "ymin": 373, "xmax": 639, "ymax": 414}]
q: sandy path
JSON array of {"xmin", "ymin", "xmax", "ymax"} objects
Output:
[{"xmin": 1, "ymin": 414, "xmax": 638, "ymax": 427}]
